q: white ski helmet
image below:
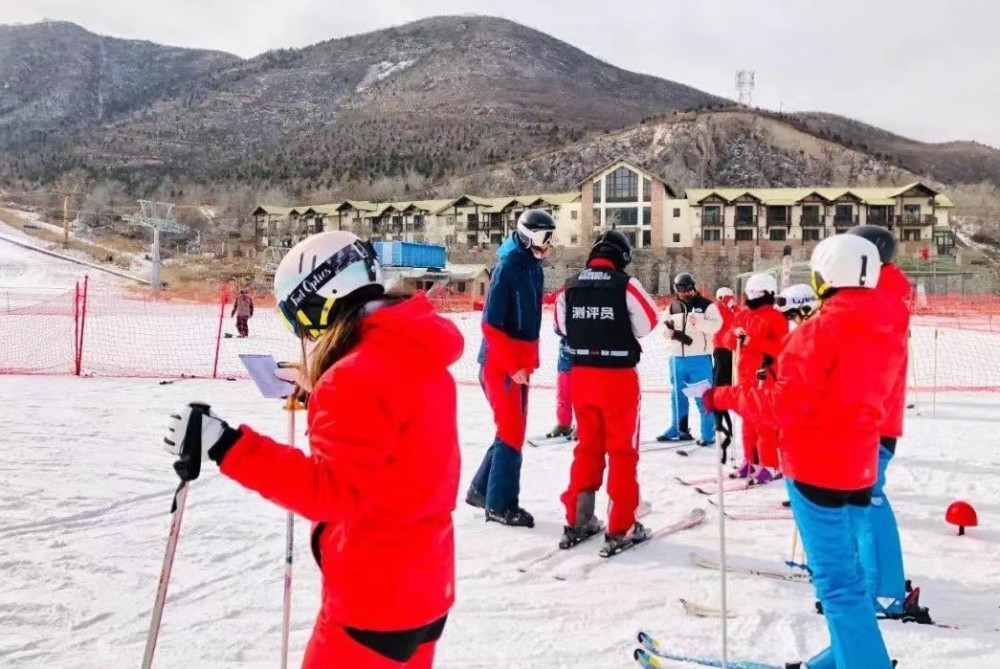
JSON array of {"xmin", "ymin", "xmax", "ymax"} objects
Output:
[
  {"xmin": 274, "ymin": 231, "xmax": 383, "ymax": 338},
  {"xmin": 810, "ymin": 234, "xmax": 881, "ymax": 298},
  {"xmin": 778, "ymin": 283, "xmax": 818, "ymax": 314},
  {"xmin": 715, "ymin": 286, "xmax": 735, "ymax": 301},
  {"xmin": 744, "ymin": 273, "xmax": 777, "ymax": 300}
]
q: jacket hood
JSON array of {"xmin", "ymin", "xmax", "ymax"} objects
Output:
[
  {"xmin": 879, "ymin": 263, "xmax": 913, "ymax": 304},
  {"xmin": 361, "ymin": 293, "xmax": 465, "ymax": 370}
]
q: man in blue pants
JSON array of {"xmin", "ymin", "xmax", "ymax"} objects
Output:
[
  {"xmin": 657, "ymin": 272, "xmax": 721, "ymax": 446},
  {"xmin": 847, "ymin": 225, "xmax": 930, "ymax": 621},
  {"xmin": 464, "ymin": 210, "xmax": 555, "ymax": 528},
  {"xmin": 705, "ymin": 234, "xmax": 903, "ymax": 668}
]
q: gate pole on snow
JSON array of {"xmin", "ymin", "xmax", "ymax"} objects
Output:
[
  {"xmin": 211, "ymin": 283, "xmax": 229, "ymax": 379},
  {"xmin": 73, "ymin": 280, "xmax": 80, "ymax": 376},
  {"xmin": 76, "ymin": 276, "xmax": 89, "ymax": 376}
]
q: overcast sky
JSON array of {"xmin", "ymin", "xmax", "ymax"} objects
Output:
[{"xmin": 4, "ymin": 0, "xmax": 999, "ymax": 148}]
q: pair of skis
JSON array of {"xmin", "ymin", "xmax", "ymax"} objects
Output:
[
  {"xmin": 634, "ymin": 631, "xmax": 786, "ymax": 669},
  {"xmin": 516, "ymin": 508, "xmax": 706, "ymax": 579}
]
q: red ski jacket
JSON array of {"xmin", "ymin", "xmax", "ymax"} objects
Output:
[
  {"xmin": 713, "ymin": 288, "xmax": 907, "ymax": 491},
  {"xmin": 733, "ymin": 304, "xmax": 788, "ymax": 383},
  {"xmin": 878, "ymin": 263, "xmax": 913, "ymax": 438},
  {"xmin": 220, "ymin": 293, "xmax": 463, "ymax": 632}
]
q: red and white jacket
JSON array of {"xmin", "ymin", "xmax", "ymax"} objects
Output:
[{"xmin": 553, "ymin": 258, "xmax": 659, "ymax": 339}]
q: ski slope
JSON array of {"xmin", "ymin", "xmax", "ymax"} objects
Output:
[
  {"xmin": 0, "ymin": 376, "xmax": 998, "ymax": 668},
  {"xmin": 2, "ymin": 239, "xmax": 999, "ymax": 668}
]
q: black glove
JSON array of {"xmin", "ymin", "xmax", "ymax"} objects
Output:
[
  {"xmin": 164, "ymin": 402, "xmax": 242, "ymax": 481},
  {"xmin": 671, "ymin": 330, "xmax": 694, "ymax": 346},
  {"xmin": 756, "ymin": 368, "xmax": 767, "ymax": 382},
  {"xmin": 736, "ymin": 332, "xmax": 748, "ymax": 345},
  {"xmin": 762, "ymin": 354, "xmax": 775, "ymax": 367}
]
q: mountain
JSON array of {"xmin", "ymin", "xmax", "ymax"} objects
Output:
[
  {"xmin": 0, "ymin": 16, "xmax": 998, "ymax": 197},
  {"xmin": 0, "ymin": 16, "xmax": 726, "ymax": 190},
  {"xmin": 0, "ymin": 21, "xmax": 241, "ymax": 149},
  {"xmin": 786, "ymin": 112, "xmax": 1000, "ymax": 187},
  {"xmin": 437, "ymin": 109, "xmax": 925, "ymax": 197}
]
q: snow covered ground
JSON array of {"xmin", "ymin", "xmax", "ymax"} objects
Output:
[
  {"xmin": 1, "ymin": 375, "xmax": 998, "ymax": 668},
  {"xmin": 2, "ymin": 235, "xmax": 999, "ymax": 668}
]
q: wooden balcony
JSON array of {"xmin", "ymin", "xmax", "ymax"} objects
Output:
[
  {"xmin": 833, "ymin": 215, "xmax": 860, "ymax": 228},
  {"xmin": 799, "ymin": 214, "xmax": 826, "ymax": 226},
  {"xmin": 895, "ymin": 214, "xmax": 937, "ymax": 226}
]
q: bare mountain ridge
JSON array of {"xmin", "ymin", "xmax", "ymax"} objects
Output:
[
  {"xmin": 0, "ymin": 16, "xmax": 726, "ymax": 189},
  {"xmin": 0, "ymin": 16, "xmax": 998, "ymax": 194},
  {"xmin": 0, "ymin": 21, "xmax": 241, "ymax": 149},
  {"xmin": 787, "ymin": 112, "xmax": 1000, "ymax": 186},
  {"xmin": 430, "ymin": 109, "xmax": 925, "ymax": 198}
]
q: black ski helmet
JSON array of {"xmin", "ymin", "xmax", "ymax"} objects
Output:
[
  {"xmin": 515, "ymin": 209, "xmax": 556, "ymax": 249},
  {"xmin": 589, "ymin": 229, "xmax": 632, "ymax": 270},
  {"xmin": 673, "ymin": 272, "xmax": 696, "ymax": 293},
  {"xmin": 846, "ymin": 225, "xmax": 896, "ymax": 265}
]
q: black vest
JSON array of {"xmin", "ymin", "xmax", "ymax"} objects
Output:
[{"xmin": 564, "ymin": 268, "xmax": 641, "ymax": 368}]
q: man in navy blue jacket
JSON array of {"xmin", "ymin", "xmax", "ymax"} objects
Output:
[{"xmin": 466, "ymin": 209, "xmax": 555, "ymax": 528}]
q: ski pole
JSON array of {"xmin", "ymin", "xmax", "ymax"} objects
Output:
[
  {"xmin": 281, "ymin": 395, "xmax": 301, "ymax": 669},
  {"xmin": 713, "ymin": 410, "xmax": 733, "ymax": 668},
  {"xmin": 143, "ymin": 402, "xmax": 210, "ymax": 669}
]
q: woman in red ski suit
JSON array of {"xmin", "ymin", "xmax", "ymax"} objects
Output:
[
  {"xmin": 164, "ymin": 232, "xmax": 463, "ymax": 668},
  {"xmin": 731, "ymin": 280, "xmax": 788, "ymax": 479}
]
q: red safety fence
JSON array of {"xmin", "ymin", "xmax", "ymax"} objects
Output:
[{"xmin": 2, "ymin": 276, "xmax": 999, "ymax": 394}]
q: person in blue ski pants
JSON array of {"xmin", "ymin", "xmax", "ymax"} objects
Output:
[
  {"xmin": 704, "ymin": 235, "xmax": 903, "ymax": 668},
  {"xmin": 465, "ymin": 211, "xmax": 554, "ymax": 529},
  {"xmin": 657, "ymin": 272, "xmax": 721, "ymax": 445}
]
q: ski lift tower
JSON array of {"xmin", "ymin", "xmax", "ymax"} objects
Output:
[{"xmin": 122, "ymin": 200, "xmax": 188, "ymax": 292}]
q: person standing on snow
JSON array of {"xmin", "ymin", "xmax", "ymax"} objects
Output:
[
  {"xmin": 545, "ymin": 315, "xmax": 576, "ymax": 440},
  {"xmin": 163, "ymin": 231, "xmax": 463, "ymax": 668},
  {"xmin": 847, "ymin": 224, "xmax": 930, "ymax": 622},
  {"xmin": 465, "ymin": 209, "xmax": 556, "ymax": 528},
  {"xmin": 555, "ymin": 230, "xmax": 658, "ymax": 556},
  {"xmin": 703, "ymin": 234, "xmax": 904, "ymax": 669},
  {"xmin": 231, "ymin": 289, "xmax": 254, "ymax": 337},
  {"xmin": 730, "ymin": 273, "xmax": 788, "ymax": 484},
  {"xmin": 712, "ymin": 286, "xmax": 739, "ymax": 388},
  {"xmin": 656, "ymin": 273, "xmax": 722, "ymax": 446}
]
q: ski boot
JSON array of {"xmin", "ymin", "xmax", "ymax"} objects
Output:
[
  {"xmin": 696, "ymin": 438, "xmax": 715, "ymax": 447},
  {"xmin": 656, "ymin": 430, "xmax": 694, "ymax": 443},
  {"xmin": 545, "ymin": 424, "xmax": 574, "ymax": 439},
  {"xmin": 558, "ymin": 516, "xmax": 604, "ymax": 549},
  {"xmin": 729, "ymin": 461, "xmax": 754, "ymax": 479},
  {"xmin": 884, "ymin": 585, "xmax": 934, "ymax": 624},
  {"xmin": 749, "ymin": 467, "xmax": 781, "ymax": 486},
  {"xmin": 599, "ymin": 522, "xmax": 650, "ymax": 557},
  {"xmin": 485, "ymin": 506, "xmax": 535, "ymax": 528},
  {"xmin": 465, "ymin": 486, "xmax": 486, "ymax": 509}
]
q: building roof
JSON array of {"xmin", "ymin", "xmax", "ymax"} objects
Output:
[
  {"xmin": 433, "ymin": 195, "xmax": 497, "ymax": 214},
  {"xmin": 578, "ymin": 160, "xmax": 679, "ymax": 197},
  {"xmin": 683, "ymin": 184, "xmax": 954, "ymax": 208},
  {"xmin": 250, "ymin": 205, "xmax": 295, "ymax": 217}
]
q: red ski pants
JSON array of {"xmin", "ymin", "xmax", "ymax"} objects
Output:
[
  {"xmin": 561, "ymin": 366, "xmax": 641, "ymax": 534},
  {"xmin": 480, "ymin": 362, "xmax": 529, "ymax": 450},
  {"xmin": 556, "ymin": 370, "xmax": 573, "ymax": 427},
  {"xmin": 741, "ymin": 420, "xmax": 779, "ymax": 469}
]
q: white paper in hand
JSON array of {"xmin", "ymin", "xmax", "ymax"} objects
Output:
[{"xmin": 682, "ymin": 379, "xmax": 712, "ymax": 400}]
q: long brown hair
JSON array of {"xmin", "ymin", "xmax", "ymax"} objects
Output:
[{"xmin": 302, "ymin": 286, "xmax": 414, "ymax": 389}]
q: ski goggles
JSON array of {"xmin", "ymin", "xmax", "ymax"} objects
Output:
[
  {"xmin": 278, "ymin": 241, "xmax": 377, "ymax": 338},
  {"xmin": 517, "ymin": 220, "xmax": 555, "ymax": 249}
]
